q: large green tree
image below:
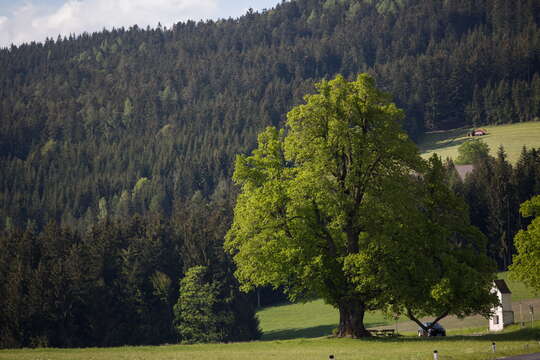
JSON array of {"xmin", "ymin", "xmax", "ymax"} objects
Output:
[
  {"xmin": 510, "ymin": 195, "xmax": 540, "ymax": 292},
  {"xmin": 225, "ymin": 74, "xmax": 423, "ymax": 337}
]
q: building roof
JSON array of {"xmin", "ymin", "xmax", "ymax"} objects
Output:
[
  {"xmin": 455, "ymin": 164, "xmax": 474, "ymax": 181},
  {"xmin": 494, "ymin": 279, "xmax": 512, "ymax": 294}
]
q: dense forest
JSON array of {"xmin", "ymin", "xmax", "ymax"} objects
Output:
[
  {"xmin": 450, "ymin": 146, "xmax": 540, "ymax": 270},
  {"xmin": 1, "ymin": 0, "xmax": 540, "ymax": 348},
  {"xmin": 2, "ymin": 0, "xmax": 540, "ymax": 231}
]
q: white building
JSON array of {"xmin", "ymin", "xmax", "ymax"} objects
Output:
[{"xmin": 489, "ymin": 279, "xmax": 514, "ymax": 331}]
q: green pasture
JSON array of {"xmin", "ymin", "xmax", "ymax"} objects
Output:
[
  {"xmin": 418, "ymin": 122, "xmax": 540, "ymax": 163},
  {"xmin": 1, "ymin": 324, "xmax": 539, "ymax": 360},
  {"xmin": 259, "ymin": 272, "xmax": 539, "ymax": 340},
  {"xmin": 258, "ymin": 299, "xmax": 397, "ymax": 340}
]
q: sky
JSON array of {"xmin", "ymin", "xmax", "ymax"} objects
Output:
[{"xmin": 0, "ymin": 0, "xmax": 282, "ymax": 48}]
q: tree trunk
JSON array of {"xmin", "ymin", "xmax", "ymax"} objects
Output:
[{"xmin": 336, "ymin": 299, "xmax": 371, "ymax": 338}]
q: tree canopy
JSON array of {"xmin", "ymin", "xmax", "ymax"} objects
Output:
[
  {"xmin": 510, "ymin": 195, "xmax": 540, "ymax": 293},
  {"xmin": 226, "ymin": 74, "xmax": 496, "ymax": 337},
  {"xmin": 455, "ymin": 139, "xmax": 491, "ymax": 165}
]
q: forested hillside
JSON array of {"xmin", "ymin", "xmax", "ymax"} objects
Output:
[
  {"xmin": 1, "ymin": 0, "xmax": 540, "ymax": 230},
  {"xmin": 1, "ymin": 0, "xmax": 540, "ymax": 348}
]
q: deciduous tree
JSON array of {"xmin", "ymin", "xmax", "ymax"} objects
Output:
[{"xmin": 225, "ymin": 74, "xmax": 422, "ymax": 337}]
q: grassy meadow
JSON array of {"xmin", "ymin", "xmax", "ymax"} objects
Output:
[
  {"xmin": 258, "ymin": 272, "xmax": 539, "ymax": 340},
  {"xmin": 418, "ymin": 122, "xmax": 540, "ymax": 163},
  {"xmin": 1, "ymin": 324, "xmax": 539, "ymax": 360}
]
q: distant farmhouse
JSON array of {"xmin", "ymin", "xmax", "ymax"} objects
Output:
[
  {"xmin": 489, "ymin": 279, "xmax": 514, "ymax": 332},
  {"xmin": 468, "ymin": 128, "xmax": 488, "ymax": 137}
]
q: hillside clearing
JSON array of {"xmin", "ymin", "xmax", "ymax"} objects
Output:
[{"xmin": 418, "ymin": 122, "xmax": 540, "ymax": 163}]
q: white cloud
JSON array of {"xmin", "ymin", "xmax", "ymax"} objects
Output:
[{"xmin": 0, "ymin": 0, "xmax": 220, "ymax": 48}]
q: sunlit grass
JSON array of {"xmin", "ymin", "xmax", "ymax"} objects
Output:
[
  {"xmin": 258, "ymin": 272, "xmax": 538, "ymax": 340},
  {"xmin": 1, "ymin": 323, "xmax": 539, "ymax": 360},
  {"xmin": 418, "ymin": 122, "xmax": 540, "ymax": 163}
]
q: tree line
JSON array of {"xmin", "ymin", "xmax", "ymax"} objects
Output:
[
  {"xmin": 0, "ymin": 190, "xmax": 261, "ymax": 348},
  {"xmin": 448, "ymin": 144, "xmax": 540, "ymax": 270}
]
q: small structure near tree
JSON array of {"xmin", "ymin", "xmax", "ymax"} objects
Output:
[{"xmin": 489, "ymin": 279, "xmax": 514, "ymax": 331}]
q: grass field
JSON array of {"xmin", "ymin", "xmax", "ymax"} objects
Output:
[
  {"xmin": 418, "ymin": 122, "xmax": 540, "ymax": 163},
  {"xmin": 1, "ymin": 323, "xmax": 539, "ymax": 360},
  {"xmin": 258, "ymin": 272, "xmax": 540, "ymax": 340}
]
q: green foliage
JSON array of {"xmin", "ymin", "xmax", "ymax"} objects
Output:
[
  {"xmin": 510, "ymin": 195, "xmax": 540, "ymax": 293},
  {"xmin": 454, "ymin": 145, "xmax": 540, "ymax": 271},
  {"xmin": 122, "ymin": 98, "xmax": 134, "ymax": 127},
  {"xmin": 455, "ymin": 139, "xmax": 490, "ymax": 164},
  {"xmin": 228, "ymin": 75, "xmax": 498, "ymax": 336},
  {"xmin": 0, "ymin": 193, "xmax": 260, "ymax": 348},
  {"xmin": 174, "ymin": 266, "xmax": 229, "ymax": 343},
  {"xmin": 133, "ymin": 177, "xmax": 149, "ymax": 194},
  {"xmin": 227, "ymin": 73, "xmax": 424, "ymax": 336},
  {"xmin": 97, "ymin": 197, "xmax": 108, "ymax": 220},
  {"xmin": 173, "ymin": 263, "xmax": 260, "ymax": 344},
  {"xmin": 0, "ymin": 217, "xmax": 182, "ymax": 348},
  {"xmin": 151, "ymin": 271, "xmax": 172, "ymax": 303},
  {"xmin": 364, "ymin": 155, "xmax": 497, "ymax": 327}
]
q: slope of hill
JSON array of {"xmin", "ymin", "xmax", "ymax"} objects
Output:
[
  {"xmin": 1, "ymin": 0, "xmax": 540, "ymax": 230},
  {"xmin": 419, "ymin": 122, "xmax": 540, "ymax": 163}
]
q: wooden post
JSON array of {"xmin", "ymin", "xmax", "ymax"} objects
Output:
[
  {"xmin": 520, "ymin": 302, "xmax": 523, "ymax": 327},
  {"xmin": 492, "ymin": 342, "xmax": 496, "ymax": 352},
  {"xmin": 433, "ymin": 350, "xmax": 439, "ymax": 360}
]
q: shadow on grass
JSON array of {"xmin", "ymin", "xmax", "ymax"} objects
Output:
[
  {"xmin": 361, "ymin": 326, "xmax": 540, "ymax": 343},
  {"xmin": 262, "ymin": 323, "xmax": 386, "ymax": 341},
  {"xmin": 422, "ymin": 137, "xmax": 470, "ymax": 152},
  {"xmin": 263, "ymin": 323, "xmax": 540, "ymax": 343},
  {"xmin": 420, "ymin": 128, "xmax": 472, "ymax": 152}
]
